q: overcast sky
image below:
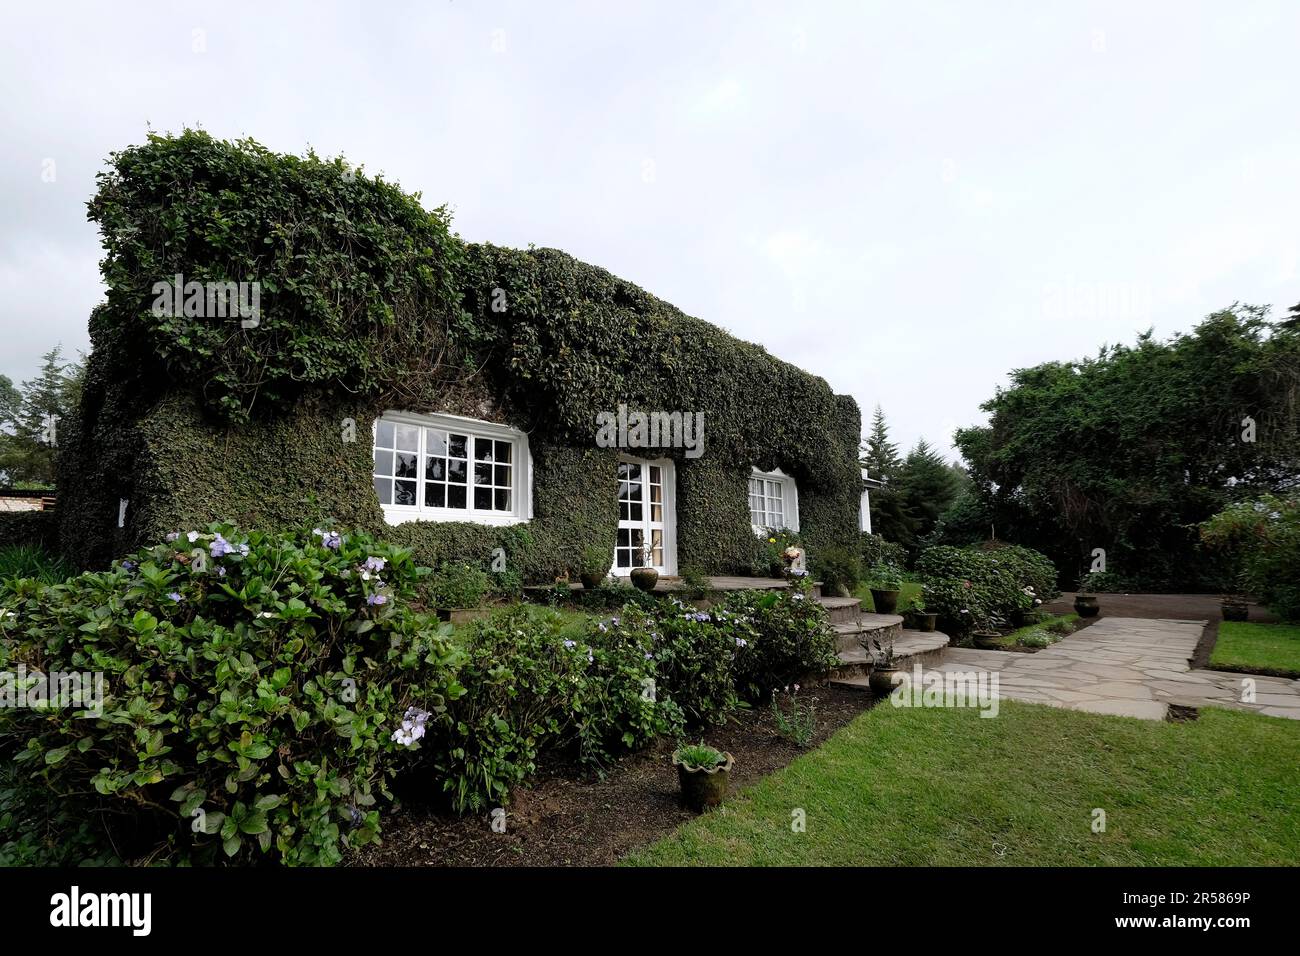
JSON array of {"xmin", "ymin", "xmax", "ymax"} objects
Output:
[{"xmin": 2, "ymin": 0, "xmax": 1298, "ymax": 460}]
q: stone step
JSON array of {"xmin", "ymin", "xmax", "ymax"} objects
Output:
[
  {"xmin": 831, "ymin": 613, "xmax": 904, "ymax": 653},
  {"xmin": 817, "ymin": 595, "xmax": 863, "ymax": 624},
  {"xmin": 831, "ymin": 629, "xmax": 952, "ymax": 682}
]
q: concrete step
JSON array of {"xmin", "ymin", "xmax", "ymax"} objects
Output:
[
  {"xmin": 831, "ymin": 613, "xmax": 904, "ymax": 653},
  {"xmin": 831, "ymin": 629, "xmax": 952, "ymax": 682},
  {"xmin": 817, "ymin": 595, "xmax": 863, "ymax": 624}
]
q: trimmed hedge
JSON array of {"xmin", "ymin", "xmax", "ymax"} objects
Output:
[
  {"xmin": 917, "ymin": 544, "xmax": 1060, "ymax": 635},
  {"xmin": 60, "ymin": 130, "xmax": 862, "ymax": 582},
  {"xmin": 0, "ymin": 510, "xmax": 57, "ymax": 551}
]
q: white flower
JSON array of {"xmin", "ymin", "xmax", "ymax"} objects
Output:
[{"xmin": 187, "ymin": 531, "xmax": 200, "ymax": 543}]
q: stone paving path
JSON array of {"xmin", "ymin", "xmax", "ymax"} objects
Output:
[{"xmin": 932, "ymin": 617, "xmax": 1300, "ymax": 721}]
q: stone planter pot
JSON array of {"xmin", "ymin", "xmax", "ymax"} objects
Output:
[
  {"xmin": 868, "ymin": 667, "xmax": 903, "ymax": 696},
  {"xmin": 579, "ymin": 572, "xmax": 604, "ymax": 590},
  {"xmin": 673, "ymin": 751, "xmax": 734, "ymax": 812},
  {"xmin": 973, "ymin": 630, "xmax": 1003, "ymax": 650},
  {"xmin": 871, "ymin": 588, "xmax": 901, "ymax": 614},
  {"xmin": 1073, "ymin": 595, "xmax": 1100, "ymax": 618},
  {"xmin": 1221, "ymin": 602, "xmax": 1249, "ymax": 622},
  {"xmin": 436, "ymin": 607, "xmax": 493, "ymax": 626},
  {"xmin": 913, "ymin": 612, "xmax": 937, "ymax": 632},
  {"xmin": 629, "ymin": 567, "xmax": 659, "ymax": 592}
]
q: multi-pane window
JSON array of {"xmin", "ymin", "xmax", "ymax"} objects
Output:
[
  {"xmin": 616, "ymin": 461, "xmax": 664, "ymax": 570},
  {"xmin": 748, "ymin": 476, "xmax": 785, "ymax": 528},
  {"xmin": 373, "ymin": 415, "xmax": 519, "ymax": 519}
]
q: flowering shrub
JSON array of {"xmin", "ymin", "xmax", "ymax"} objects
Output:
[
  {"xmin": 916, "ymin": 544, "xmax": 1058, "ymax": 635},
  {"xmin": 1200, "ymin": 496, "xmax": 1300, "ymax": 620},
  {"xmin": 719, "ymin": 577, "xmax": 838, "ymax": 701},
  {"xmin": 428, "ymin": 606, "xmax": 681, "ymax": 813},
  {"xmin": 753, "ymin": 529, "xmax": 802, "ymax": 577},
  {"xmin": 0, "ymin": 523, "xmax": 464, "ymax": 866},
  {"xmin": 621, "ymin": 602, "xmax": 740, "ymax": 726}
]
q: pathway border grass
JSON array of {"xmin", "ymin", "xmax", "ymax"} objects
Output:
[{"xmin": 1211, "ymin": 621, "xmax": 1300, "ymax": 677}]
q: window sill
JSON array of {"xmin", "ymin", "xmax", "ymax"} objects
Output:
[{"xmin": 380, "ymin": 507, "xmax": 530, "ymax": 527}]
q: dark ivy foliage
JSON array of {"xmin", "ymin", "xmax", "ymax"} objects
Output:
[{"xmin": 61, "ymin": 131, "xmax": 862, "ymax": 580}]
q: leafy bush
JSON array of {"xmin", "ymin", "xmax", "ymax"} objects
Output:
[
  {"xmin": 863, "ymin": 562, "xmax": 903, "ymax": 590},
  {"xmin": 0, "ymin": 523, "xmax": 465, "ymax": 866},
  {"xmin": 984, "ymin": 544, "xmax": 1060, "ymax": 602},
  {"xmin": 916, "ymin": 544, "xmax": 1057, "ymax": 635},
  {"xmin": 810, "ymin": 544, "xmax": 861, "ymax": 597},
  {"xmin": 633, "ymin": 603, "xmax": 740, "ymax": 726},
  {"xmin": 861, "ymin": 533, "xmax": 906, "ymax": 571},
  {"xmin": 720, "ymin": 578, "xmax": 837, "ymax": 701},
  {"xmin": 673, "ymin": 742, "xmax": 726, "ymax": 770},
  {"xmin": 429, "ymin": 606, "xmax": 681, "ymax": 813},
  {"xmin": 1201, "ymin": 495, "xmax": 1300, "ymax": 620},
  {"xmin": 427, "ymin": 561, "xmax": 492, "ymax": 609}
]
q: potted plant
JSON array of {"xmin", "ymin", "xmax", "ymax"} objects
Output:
[
  {"xmin": 430, "ymin": 561, "xmax": 494, "ymax": 625},
  {"xmin": 629, "ymin": 544, "xmax": 659, "ymax": 593},
  {"xmin": 1221, "ymin": 595, "xmax": 1249, "ymax": 622},
  {"xmin": 866, "ymin": 563, "xmax": 903, "ymax": 614},
  {"xmin": 780, "ymin": 544, "xmax": 804, "ymax": 578},
  {"xmin": 901, "ymin": 593, "xmax": 937, "ymax": 632},
  {"xmin": 578, "ymin": 544, "xmax": 610, "ymax": 590},
  {"xmin": 860, "ymin": 627, "xmax": 903, "ymax": 696},
  {"xmin": 1073, "ymin": 590, "xmax": 1100, "ymax": 618},
  {"xmin": 672, "ymin": 743, "xmax": 734, "ymax": 812}
]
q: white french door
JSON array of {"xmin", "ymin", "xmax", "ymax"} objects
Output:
[{"xmin": 615, "ymin": 457, "xmax": 676, "ymax": 574}]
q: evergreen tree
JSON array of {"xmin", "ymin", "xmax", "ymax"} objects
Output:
[
  {"xmin": 0, "ymin": 346, "xmax": 80, "ymax": 487},
  {"xmin": 860, "ymin": 404, "xmax": 902, "ymax": 480}
]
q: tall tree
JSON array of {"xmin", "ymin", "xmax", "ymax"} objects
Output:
[
  {"xmin": 955, "ymin": 305, "xmax": 1300, "ymax": 590},
  {"xmin": 0, "ymin": 346, "xmax": 81, "ymax": 487},
  {"xmin": 893, "ymin": 439, "xmax": 962, "ymax": 557},
  {"xmin": 860, "ymin": 404, "xmax": 902, "ymax": 480}
]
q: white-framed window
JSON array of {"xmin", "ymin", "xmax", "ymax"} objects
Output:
[
  {"xmin": 372, "ymin": 411, "xmax": 531, "ymax": 526},
  {"xmin": 748, "ymin": 467, "xmax": 799, "ymax": 533}
]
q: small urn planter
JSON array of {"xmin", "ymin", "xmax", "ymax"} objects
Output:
[
  {"xmin": 629, "ymin": 567, "xmax": 659, "ymax": 593},
  {"xmin": 673, "ymin": 746, "xmax": 734, "ymax": 812},
  {"xmin": 579, "ymin": 572, "xmax": 605, "ymax": 590},
  {"xmin": 871, "ymin": 588, "xmax": 901, "ymax": 614},
  {"xmin": 972, "ymin": 630, "xmax": 1003, "ymax": 650},
  {"xmin": 868, "ymin": 666, "xmax": 903, "ymax": 696},
  {"xmin": 1221, "ymin": 600, "xmax": 1249, "ymax": 622},
  {"xmin": 1073, "ymin": 594, "xmax": 1100, "ymax": 618}
]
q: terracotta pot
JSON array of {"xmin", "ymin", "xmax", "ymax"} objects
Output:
[
  {"xmin": 630, "ymin": 567, "xmax": 659, "ymax": 592},
  {"xmin": 913, "ymin": 612, "xmax": 937, "ymax": 632},
  {"xmin": 871, "ymin": 588, "xmax": 901, "ymax": 614},
  {"xmin": 674, "ymin": 751, "xmax": 734, "ymax": 812},
  {"xmin": 1221, "ymin": 602, "xmax": 1249, "ymax": 622},
  {"xmin": 868, "ymin": 667, "xmax": 903, "ymax": 696},
  {"xmin": 579, "ymin": 572, "xmax": 604, "ymax": 590},
  {"xmin": 973, "ymin": 630, "xmax": 1002, "ymax": 650},
  {"xmin": 1073, "ymin": 595, "xmax": 1100, "ymax": 618}
]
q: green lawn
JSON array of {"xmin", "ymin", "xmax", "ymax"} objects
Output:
[
  {"xmin": 1212, "ymin": 621, "xmax": 1300, "ymax": 677},
  {"xmin": 855, "ymin": 579, "xmax": 923, "ymax": 613},
  {"xmin": 624, "ymin": 702, "xmax": 1300, "ymax": 866},
  {"xmin": 995, "ymin": 611, "xmax": 1079, "ymax": 648}
]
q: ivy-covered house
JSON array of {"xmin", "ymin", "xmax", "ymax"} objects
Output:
[{"xmin": 54, "ymin": 132, "xmax": 864, "ymax": 583}]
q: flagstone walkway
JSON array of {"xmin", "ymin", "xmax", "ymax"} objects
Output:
[{"xmin": 932, "ymin": 617, "xmax": 1300, "ymax": 721}]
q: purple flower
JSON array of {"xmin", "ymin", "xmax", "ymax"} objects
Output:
[
  {"xmin": 684, "ymin": 611, "xmax": 711, "ymax": 623},
  {"xmin": 367, "ymin": 593, "xmax": 388, "ymax": 606},
  {"xmin": 563, "ymin": 639, "xmax": 577, "ymax": 649},
  {"xmin": 734, "ymin": 637, "xmax": 748, "ymax": 648},
  {"xmin": 167, "ymin": 591, "xmax": 183, "ymax": 602},
  {"xmin": 120, "ymin": 560, "xmax": 136, "ymax": 571},
  {"xmin": 391, "ymin": 706, "xmax": 430, "ymax": 746},
  {"xmin": 216, "ymin": 566, "xmax": 227, "ymax": 577},
  {"xmin": 363, "ymin": 556, "xmax": 387, "ymax": 573},
  {"xmin": 165, "ymin": 532, "xmax": 179, "ymax": 543},
  {"xmin": 314, "ymin": 528, "xmax": 342, "ymax": 550},
  {"xmin": 209, "ymin": 534, "xmax": 234, "ymax": 558}
]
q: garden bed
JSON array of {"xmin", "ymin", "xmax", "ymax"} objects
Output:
[{"xmin": 350, "ymin": 683, "xmax": 876, "ymax": 867}]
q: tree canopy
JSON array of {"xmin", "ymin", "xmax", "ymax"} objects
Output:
[{"xmin": 952, "ymin": 305, "xmax": 1300, "ymax": 590}]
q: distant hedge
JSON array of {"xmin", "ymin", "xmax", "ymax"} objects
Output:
[
  {"xmin": 0, "ymin": 510, "xmax": 57, "ymax": 551},
  {"xmin": 60, "ymin": 131, "xmax": 861, "ymax": 580}
]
